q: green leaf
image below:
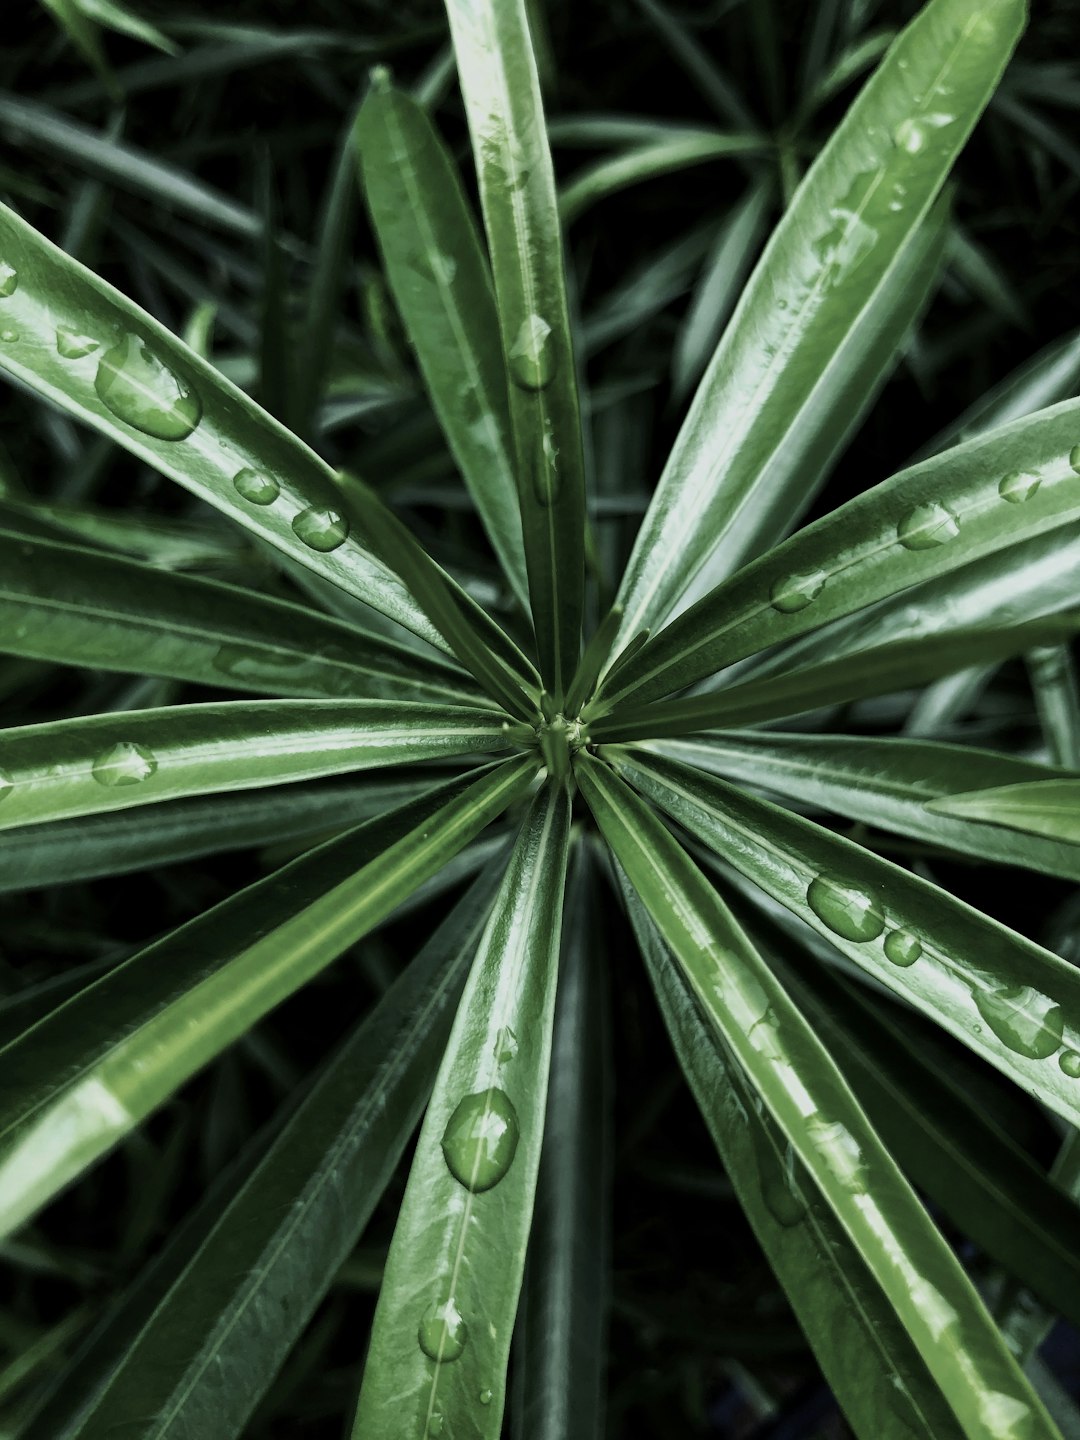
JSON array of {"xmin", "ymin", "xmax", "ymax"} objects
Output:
[
  {"xmin": 77, "ymin": 0, "xmax": 177, "ymax": 55},
  {"xmin": 0, "ymin": 200, "xmax": 450, "ymax": 649},
  {"xmin": 605, "ymin": 396, "xmax": 1080, "ymax": 710},
  {"xmin": 0, "ymin": 757, "xmax": 537, "ymax": 1238},
  {"xmin": 608, "ymin": 0, "xmax": 1025, "ymax": 648},
  {"xmin": 592, "ymin": 613, "xmax": 1080, "ymax": 739},
  {"xmin": 355, "ymin": 76, "xmax": 528, "ymax": 608},
  {"xmin": 1027, "ymin": 644, "xmax": 1080, "ymax": 768},
  {"xmin": 34, "ymin": 0, "xmax": 117, "ymax": 97},
  {"xmin": 0, "ymin": 699, "xmax": 511, "ymax": 831},
  {"xmin": 445, "ymin": 0, "xmax": 587, "ymax": 695},
  {"xmin": 351, "ymin": 780, "xmax": 573, "ymax": 1439},
  {"xmin": 575, "ymin": 752, "xmax": 1057, "ymax": 1440},
  {"xmin": 652, "ymin": 731, "xmax": 1080, "ymax": 881},
  {"xmin": 617, "ymin": 870, "xmax": 967, "ymax": 1440},
  {"xmin": 929, "ymin": 781, "xmax": 1080, "ymax": 844},
  {"xmin": 0, "ymin": 529, "xmax": 479, "ymax": 705},
  {"xmin": 607, "ymin": 747, "xmax": 1080, "ymax": 1131},
  {"xmin": 39, "ymin": 873, "xmax": 501, "ymax": 1440}
]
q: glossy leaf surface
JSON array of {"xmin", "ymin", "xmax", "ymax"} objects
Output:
[{"xmin": 930, "ymin": 781, "xmax": 1080, "ymax": 844}]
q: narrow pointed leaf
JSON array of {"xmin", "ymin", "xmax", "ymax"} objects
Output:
[
  {"xmin": 618, "ymin": 871, "xmax": 967, "ymax": 1440},
  {"xmin": 610, "ymin": 0, "xmax": 1025, "ymax": 647},
  {"xmin": 0, "ymin": 757, "xmax": 537, "ymax": 1238},
  {"xmin": 355, "ymin": 77, "xmax": 529, "ymax": 608},
  {"xmin": 653, "ymin": 732, "xmax": 1080, "ymax": 881},
  {"xmin": 445, "ymin": 0, "xmax": 586, "ymax": 695},
  {"xmin": 608, "ymin": 748, "xmax": 1080, "ymax": 1131},
  {"xmin": 929, "ymin": 782, "xmax": 1080, "ymax": 844},
  {"xmin": 1027, "ymin": 644, "xmax": 1080, "ymax": 769},
  {"xmin": 576, "ymin": 753, "xmax": 1057, "ymax": 1440},
  {"xmin": 351, "ymin": 781, "xmax": 572, "ymax": 1439},
  {"xmin": 44, "ymin": 873, "xmax": 502, "ymax": 1440},
  {"xmin": 0, "ymin": 529, "xmax": 479, "ymax": 704},
  {"xmin": 0, "ymin": 699, "xmax": 511, "ymax": 831},
  {"xmin": 606, "ymin": 398, "xmax": 1080, "ymax": 709}
]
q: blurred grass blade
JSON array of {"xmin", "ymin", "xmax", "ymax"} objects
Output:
[
  {"xmin": 610, "ymin": 0, "xmax": 1024, "ymax": 647},
  {"xmin": 34, "ymin": 0, "xmax": 118, "ymax": 98},
  {"xmin": 513, "ymin": 852, "xmax": 610, "ymax": 1440},
  {"xmin": 604, "ymin": 393, "xmax": 1080, "ymax": 710},
  {"xmin": 607, "ymin": 747, "xmax": 1080, "ymax": 1131},
  {"xmin": 351, "ymin": 781, "xmax": 572, "ymax": 1439},
  {"xmin": 75, "ymin": 0, "xmax": 177, "ymax": 54},
  {"xmin": 929, "ymin": 781, "xmax": 1080, "ymax": 843},
  {"xmin": 36, "ymin": 873, "xmax": 502, "ymax": 1440},
  {"xmin": 355, "ymin": 74, "xmax": 529, "ymax": 608},
  {"xmin": 631, "ymin": 0, "xmax": 755, "ymax": 129},
  {"xmin": 575, "ymin": 753, "xmax": 1058, "ymax": 1440},
  {"xmin": 592, "ymin": 612, "xmax": 1080, "ymax": 739},
  {"xmin": 652, "ymin": 731, "xmax": 1080, "ymax": 881},
  {"xmin": 1027, "ymin": 644, "xmax": 1080, "ymax": 768},
  {"xmin": 0, "ymin": 529, "xmax": 480, "ymax": 704},
  {"xmin": 0, "ymin": 699, "xmax": 511, "ymax": 831},
  {"xmin": 617, "ymin": 870, "xmax": 968, "ymax": 1440},
  {"xmin": 0, "ymin": 757, "xmax": 537, "ymax": 1239},
  {"xmin": 445, "ymin": 0, "xmax": 586, "ymax": 696}
]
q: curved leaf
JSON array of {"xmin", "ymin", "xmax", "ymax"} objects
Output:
[{"xmin": 929, "ymin": 781, "xmax": 1080, "ymax": 844}]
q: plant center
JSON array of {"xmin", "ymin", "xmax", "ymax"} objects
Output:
[{"xmin": 536, "ymin": 713, "xmax": 588, "ymax": 780}]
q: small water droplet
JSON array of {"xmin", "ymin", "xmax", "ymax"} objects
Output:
[
  {"xmin": 56, "ymin": 327, "xmax": 100, "ymax": 359},
  {"xmin": 212, "ymin": 645, "xmax": 306, "ymax": 684},
  {"xmin": 233, "ymin": 468, "xmax": 280, "ymax": 505},
  {"xmin": 418, "ymin": 1297, "xmax": 467, "ymax": 1363},
  {"xmin": 507, "ymin": 313, "xmax": 556, "ymax": 391},
  {"xmin": 1069, "ymin": 443, "xmax": 1080, "ymax": 474},
  {"xmin": 91, "ymin": 741, "xmax": 158, "ymax": 788},
  {"xmin": 896, "ymin": 500, "xmax": 960, "ymax": 550},
  {"xmin": 494, "ymin": 1027, "xmax": 518, "ymax": 1063},
  {"xmin": 892, "ymin": 113, "xmax": 955, "ymax": 154},
  {"xmin": 479, "ymin": 1389, "xmax": 493, "ymax": 1406},
  {"xmin": 998, "ymin": 470, "xmax": 1041, "ymax": 504},
  {"xmin": 429, "ymin": 1413, "xmax": 444, "ymax": 1435},
  {"xmin": 812, "ymin": 172, "xmax": 879, "ymax": 279},
  {"xmin": 1059, "ymin": 1050, "xmax": 1080, "ymax": 1078},
  {"xmin": 291, "ymin": 506, "xmax": 349, "ymax": 552},
  {"xmin": 883, "ymin": 929, "xmax": 922, "ymax": 968},
  {"xmin": 0, "ymin": 327, "xmax": 17, "ymax": 343},
  {"xmin": 776, "ymin": 298, "xmax": 788, "ymax": 311},
  {"xmin": 973, "ymin": 985, "xmax": 1064, "ymax": 1060},
  {"xmin": 441, "ymin": 1087, "xmax": 520, "ymax": 1192},
  {"xmin": 0, "ymin": 768, "xmax": 13, "ymax": 802},
  {"xmin": 807, "ymin": 876, "xmax": 885, "ymax": 943},
  {"xmin": 0, "ymin": 262, "xmax": 16, "ymax": 297},
  {"xmin": 769, "ymin": 569, "xmax": 825, "ymax": 613},
  {"xmin": 94, "ymin": 335, "xmax": 202, "ymax": 440}
]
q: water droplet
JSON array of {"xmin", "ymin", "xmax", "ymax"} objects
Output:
[
  {"xmin": 973, "ymin": 985, "xmax": 1064, "ymax": 1061},
  {"xmin": 56, "ymin": 327, "xmax": 100, "ymax": 359},
  {"xmin": 807, "ymin": 1116, "xmax": 867, "ymax": 1191},
  {"xmin": 1059, "ymin": 1050, "xmax": 1080, "ymax": 1078},
  {"xmin": 762, "ymin": 1158, "xmax": 806, "ymax": 1227},
  {"xmin": 807, "ymin": 876, "xmax": 884, "ymax": 942},
  {"xmin": 883, "ymin": 929, "xmax": 922, "ymax": 968},
  {"xmin": 291, "ymin": 506, "xmax": 349, "ymax": 552},
  {"xmin": 0, "ymin": 327, "xmax": 17, "ymax": 343},
  {"xmin": 91, "ymin": 741, "xmax": 158, "ymax": 788},
  {"xmin": 1069, "ymin": 443, "xmax": 1080, "ymax": 474},
  {"xmin": 212, "ymin": 645, "xmax": 306, "ymax": 685},
  {"xmin": 233, "ymin": 468, "xmax": 280, "ymax": 506},
  {"xmin": 526, "ymin": 417, "xmax": 560, "ymax": 507},
  {"xmin": 896, "ymin": 500, "xmax": 960, "ymax": 550},
  {"xmin": 94, "ymin": 335, "xmax": 202, "ymax": 440},
  {"xmin": 429, "ymin": 1413, "xmax": 444, "ymax": 1435},
  {"xmin": 892, "ymin": 113, "xmax": 955, "ymax": 154},
  {"xmin": 418, "ymin": 1297, "xmax": 467, "ymax": 1363},
  {"xmin": 494, "ymin": 1027, "xmax": 518, "ymax": 1063},
  {"xmin": 479, "ymin": 1389, "xmax": 493, "ymax": 1406},
  {"xmin": 0, "ymin": 262, "xmax": 16, "ymax": 297},
  {"xmin": 507, "ymin": 313, "xmax": 556, "ymax": 391},
  {"xmin": 0, "ymin": 768, "xmax": 12, "ymax": 802},
  {"xmin": 998, "ymin": 470, "xmax": 1041, "ymax": 504},
  {"xmin": 776, "ymin": 298, "xmax": 788, "ymax": 311},
  {"xmin": 441, "ymin": 1087, "xmax": 520, "ymax": 1192},
  {"xmin": 812, "ymin": 172, "xmax": 879, "ymax": 279},
  {"xmin": 769, "ymin": 569, "xmax": 825, "ymax": 613}
]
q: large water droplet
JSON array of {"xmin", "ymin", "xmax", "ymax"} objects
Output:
[
  {"xmin": 91, "ymin": 741, "xmax": 158, "ymax": 788},
  {"xmin": 441, "ymin": 1087, "xmax": 520, "ymax": 1192},
  {"xmin": 56, "ymin": 327, "xmax": 100, "ymax": 359},
  {"xmin": 0, "ymin": 327, "xmax": 18, "ymax": 343},
  {"xmin": 1059, "ymin": 1050, "xmax": 1080, "ymax": 1078},
  {"xmin": 291, "ymin": 506, "xmax": 349, "ymax": 552},
  {"xmin": 0, "ymin": 767, "xmax": 13, "ymax": 802},
  {"xmin": 883, "ymin": 929, "xmax": 921, "ymax": 968},
  {"xmin": 418, "ymin": 1297, "xmax": 467, "ymax": 1363},
  {"xmin": 94, "ymin": 335, "xmax": 202, "ymax": 440},
  {"xmin": 807, "ymin": 876, "xmax": 884, "ymax": 942},
  {"xmin": 896, "ymin": 501, "xmax": 960, "ymax": 550},
  {"xmin": 998, "ymin": 470, "xmax": 1041, "ymax": 504},
  {"xmin": 0, "ymin": 262, "xmax": 16, "ymax": 297},
  {"xmin": 973, "ymin": 985, "xmax": 1064, "ymax": 1060},
  {"xmin": 233, "ymin": 468, "xmax": 280, "ymax": 506},
  {"xmin": 807, "ymin": 1117, "xmax": 867, "ymax": 1192},
  {"xmin": 1069, "ymin": 443, "xmax": 1080, "ymax": 474},
  {"xmin": 508, "ymin": 313, "xmax": 556, "ymax": 391},
  {"xmin": 494, "ymin": 1027, "xmax": 518, "ymax": 1063},
  {"xmin": 892, "ymin": 113, "xmax": 955, "ymax": 154},
  {"xmin": 769, "ymin": 569, "xmax": 825, "ymax": 613}
]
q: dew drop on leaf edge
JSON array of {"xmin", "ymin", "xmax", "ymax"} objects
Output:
[
  {"xmin": 91, "ymin": 742, "xmax": 158, "ymax": 788},
  {"xmin": 93, "ymin": 334, "xmax": 202, "ymax": 441},
  {"xmin": 972, "ymin": 985, "xmax": 1064, "ymax": 1061},
  {"xmin": 291, "ymin": 506, "xmax": 350, "ymax": 552},
  {"xmin": 440, "ymin": 1087, "xmax": 521, "ymax": 1193},
  {"xmin": 233, "ymin": 467, "xmax": 280, "ymax": 506},
  {"xmin": 418, "ymin": 1297, "xmax": 467, "ymax": 1363},
  {"xmin": 896, "ymin": 501, "xmax": 960, "ymax": 551},
  {"xmin": 806, "ymin": 876, "xmax": 885, "ymax": 943}
]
